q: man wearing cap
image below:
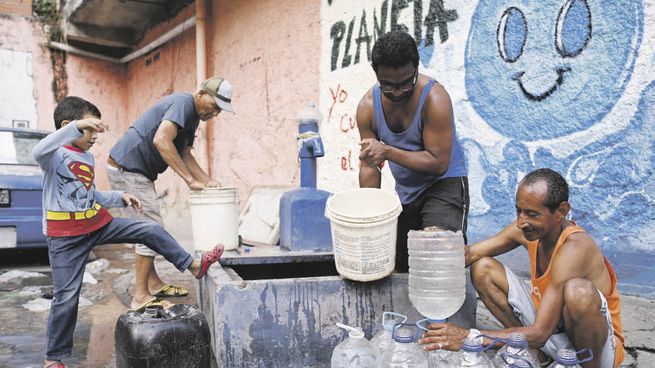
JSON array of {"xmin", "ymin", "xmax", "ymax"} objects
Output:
[{"xmin": 107, "ymin": 77, "xmax": 234, "ymax": 310}]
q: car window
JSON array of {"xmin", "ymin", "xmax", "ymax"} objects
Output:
[{"xmin": 0, "ymin": 131, "xmax": 45, "ymax": 166}]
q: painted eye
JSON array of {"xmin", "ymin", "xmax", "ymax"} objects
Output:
[
  {"xmin": 555, "ymin": 0, "xmax": 592, "ymax": 57},
  {"xmin": 497, "ymin": 7, "xmax": 527, "ymax": 63}
]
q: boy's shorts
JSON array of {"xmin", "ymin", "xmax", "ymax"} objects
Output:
[{"xmin": 504, "ymin": 266, "xmax": 617, "ymax": 368}]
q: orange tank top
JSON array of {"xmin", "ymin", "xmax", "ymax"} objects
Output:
[{"xmin": 528, "ymin": 225, "xmax": 624, "ymax": 367}]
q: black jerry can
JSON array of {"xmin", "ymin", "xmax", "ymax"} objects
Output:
[{"xmin": 115, "ymin": 304, "xmax": 212, "ymax": 368}]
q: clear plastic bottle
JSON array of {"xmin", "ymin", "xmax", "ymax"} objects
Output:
[
  {"xmin": 381, "ymin": 323, "xmax": 429, "ymax": 368},
  {"xmin": 416, "ymin": 318, "xmax": 461, "ymax": 367},
  {"xmin": 492, "ymin": 333, "xmax": 540, "ymax": 368},
  {"xmin": 371, "ymin": 312, "xmax": 408, "ymax": 359},
  {"xmin": 546, "ymin": 348, "xmax": 593, "ymax": 368},
  {"xmin": 407, "ymin": 229, "xmax": 466, "ymax": 320},
  {"xmin": 298, "ymin": 101, "xmax": 323, "ymax": 127},
  {"xmin": 460, "ymin": 336, "xmax": 494, "ymax": 368},
  {"xmin": 331, "ymin": 323, "xmax": 379, "ymax": 368}
]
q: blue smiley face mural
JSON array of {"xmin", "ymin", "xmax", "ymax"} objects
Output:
[{"xmin": 465, "ymin": 0, "xmax": 642, "ymax": 140}]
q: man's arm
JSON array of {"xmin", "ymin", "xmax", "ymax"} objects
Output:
[
  {"xmin": 356, "ymin": 91, "xmax": 381, "ymax": 188},
  {"xmin": 359, "ymin": 83, "xmax": 454, "ymax": 176},
  {"xmin": 465, "ymin": 221, "xmax": 526, "ymax": 266},
  {"xmin": 181, "ymin": 146, "xmax": 217, "ymax": 186},
  {"xmin": 153, "ymin": 120, "xmax": 204, "ymax": 190}
]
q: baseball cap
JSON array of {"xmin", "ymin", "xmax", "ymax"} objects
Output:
[{"xmin": 201, "ymin": 77, "xmax": 235, "ymax": 113}]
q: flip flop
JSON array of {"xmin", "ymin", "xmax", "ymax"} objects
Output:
[
  {"xmin": 196, "ymin": 243, "xmax": 225, "ymax": 279},
  {"xmin": 45, "ymin": 362, "xmax": 65, "ymax": 368},
  {"xmin": 152, "ymin": 284, "xmax": 189, "ymax": 298},
  {"xmin": 129, "ymin": 297, "xmax": 173, "ymax": 312}
]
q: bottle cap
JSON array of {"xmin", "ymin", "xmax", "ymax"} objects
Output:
[{"xmin": 382, "ymin": 312, "xmax": 408, "ymax": 331}]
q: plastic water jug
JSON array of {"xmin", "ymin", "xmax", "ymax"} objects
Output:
[
  {"xmin": 460, "ymin": 335, "xmax": 494, "ymax": 367},
  {"xmin": 371, "ymin": 312, "xmax": 408, "ymax": 358},
  {"xmin": 546, "ymin": 348, "xmax": 593, "ymax": 368},
  {"xmin": 331, "ymin": 323, "xmax": 379, "ymax": 368},
  {"xmin": 408, "ymin": 229, "xmax": 466, "ymax": 319},
  {"xmin": 492, "ymin": 333, "xmax": 540, "ymax": 368},
  {"xmin": 381, "ymin": 323, "xmax": 429, "ymax": 368},
  {"xmin": 416, "ymin": 318, "xmax": 461, "ymax": 367}
]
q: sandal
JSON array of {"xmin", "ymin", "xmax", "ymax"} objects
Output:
[
  {"xmin": 196, "ymin": 243, "xmax": 225, "ymax": 279},
  {"xmin": 45, "ymin": 362, "xmax": 65, "ymax": 368},
  {"xmin": 152, "ymin": 284, "xmax": 189, "ymax": 297},
  {"xmin": 129, "ymin": 297, "xmax": 174, "ymax": 312}
]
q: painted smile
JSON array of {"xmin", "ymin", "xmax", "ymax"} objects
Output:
[{"xmin": 512, "ymin": 67, "xmax": 571, "ymax": 101}]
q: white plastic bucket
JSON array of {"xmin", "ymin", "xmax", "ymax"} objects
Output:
[
  {"xmin": 189, "ymin": 187, "xmax": 240, "ymax": 251},
  {"xmin": 325, "ymin": 188, "xmax": 402, "ymax": 282}
]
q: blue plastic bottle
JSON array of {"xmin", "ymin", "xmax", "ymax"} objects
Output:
[
  {"xmin": 546, "ymin": 348, "xmax": 593, "ymax": 368},
  {"xmin": 460, "ymin": 336, "xmax": 494, "ymax": 367},
  {"xmin": 381, "ymin": 323, "xmax": 428, "ymax": 368},
  {"xmin": 492, "ymin": 333, "xmax": 540, "ymax": 368}
]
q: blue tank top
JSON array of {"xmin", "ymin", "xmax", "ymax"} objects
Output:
[{"xmin": 373, "ymin": 79, "xmax": 467, "ymax": 204}]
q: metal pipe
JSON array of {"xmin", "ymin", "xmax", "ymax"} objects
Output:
[
  {"xmin": 195, "ymin": 0, "xmax": 212, "ymax": 176},
  {"xmin": 46, "ymin": 42, "xmax": 121, "ymax": 63},
  {"xmin": 196, "ymin": 0, "xmax": 207, "ymax": 85},
  {"xmin": 119, "ymin": 16, "xmax": 196, "ymax": 63}
]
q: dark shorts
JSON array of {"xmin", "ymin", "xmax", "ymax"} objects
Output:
[{"xmin": 395, "ymin": 176, "xmax": 469, "ymax": 272}]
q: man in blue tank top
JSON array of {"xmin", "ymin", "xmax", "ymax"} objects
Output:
[
  {"xmin": 107, "ymin": 77, "xmax": 235, "ymax": 311},
  {"xmin": 357, "ymin": 30, "xmax": 475, "ymax": 327}
]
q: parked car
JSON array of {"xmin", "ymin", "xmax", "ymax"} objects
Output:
[{"xmin": 0, "ymin": 127, "xmax": 49, "ymax": 249}]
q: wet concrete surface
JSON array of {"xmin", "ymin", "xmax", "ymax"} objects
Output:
[
  {"xmin": 0, "ymin": 244, "xmax": 653, "ymax": 367},
  {"xmin": 0, "ymin": 244, "xmax": 207, "ymax": 368}
]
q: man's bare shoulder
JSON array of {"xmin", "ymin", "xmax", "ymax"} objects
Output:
[
  {"xmin": 425, "ymin": 81, "xmax": 452, "ymax": 107},
  {"xmin": 357, "ymin": 88, "xmax": 374, "ymax": 110},
  {"xmin": 356, "ymin": 88, "xmax": 375, "ymax": 125},
  {"xmin": 422, "ymin": 81, "xmax": 453, "ymax": 127},
  {"xmin": 554, "ymin": 230, "xmax": 603, "ymax": 269},
  {"xmin": 562, "ymin": 230, "xmax": 598, "ymax": 251}
]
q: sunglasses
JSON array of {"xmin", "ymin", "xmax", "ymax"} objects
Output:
[{"xmin": 379, "ymin": 69, "xmax": 418, "ymax": 93}]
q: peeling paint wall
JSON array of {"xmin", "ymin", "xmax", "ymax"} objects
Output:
[
  {"xmin": 0, "ymin": 13, "xmax": 56, "ymax": 131},
  {"xmin": 0, "ymin": 0, "xmax": 32, "ymax": 17}
]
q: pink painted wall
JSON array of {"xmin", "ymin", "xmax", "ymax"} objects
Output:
[
  {"xmin": 1, "ymin": 0, "xmax": 321, "ymax": 245},
  {"xmin": 0, "ymin": 13, "xmax": 57, "ymax": 131},
  {"xmin": 118, "ymin": 0, "xmax": 321, "ymax": 243},
  {"xmin": 205, "ymin": 0, "xmax": 320, "ymax": 191}
]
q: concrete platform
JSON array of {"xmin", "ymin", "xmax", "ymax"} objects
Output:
[{"xmin": 196, "ymin": 245, "xmax": 476, "ymax": 368}]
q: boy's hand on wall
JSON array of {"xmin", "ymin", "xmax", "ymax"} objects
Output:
[
  {"xmin": 121, "ymin": 192, "xmax": 142, "ymax": 211},
  {"xmin": 76, "ymin": 118, "xmax": 109, "ymax": 133}
]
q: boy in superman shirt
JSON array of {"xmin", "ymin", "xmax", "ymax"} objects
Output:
[{"xmin": 33, "ymin": 96, "xmax": 224, "ymax": 368}]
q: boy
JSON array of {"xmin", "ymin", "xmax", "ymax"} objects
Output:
[{"xmin": 33, "ymin": 96, "xmax": 223, "ymax": 368}]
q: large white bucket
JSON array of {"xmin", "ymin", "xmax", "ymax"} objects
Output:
[
  {"xmin": 325, "ymin": 188, "xmax": 402, "ymax": 282},
  {"xmin": 189, "ymin": 187, "xmax": 240, "ymax": 251}
]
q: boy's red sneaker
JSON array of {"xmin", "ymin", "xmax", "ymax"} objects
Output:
[{"xmin": 195, "ymin": 243, "xmax": 225, "ymax": 279}]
